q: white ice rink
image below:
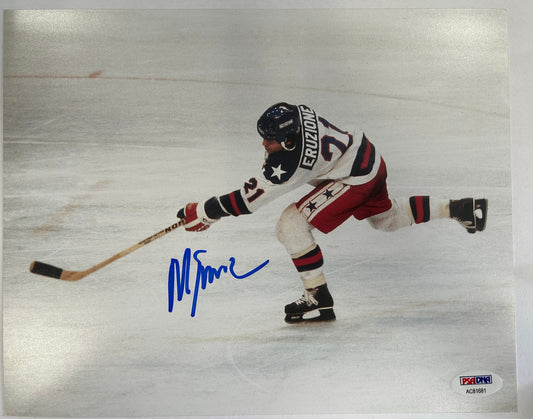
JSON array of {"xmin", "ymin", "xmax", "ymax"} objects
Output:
[{"xmin": 2, "ymin": 8, "xmax": 516, "ymax": 417}]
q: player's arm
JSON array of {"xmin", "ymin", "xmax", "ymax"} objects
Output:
[
  {"xmin": 177, "ymin": 185, "xmax": 254, "ymax": 231},
  {"xmin": 178, "ymin": 141, "xmax": 309, "ymax": 232},
  {"xmin": 177, "ymin": 173, "xmax": 299, "ymax": 232}
]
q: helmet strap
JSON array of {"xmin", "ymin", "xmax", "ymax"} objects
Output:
[
  {"xmin": 281, "ymin": 139, "xmax": 296, "ymax": 151},
  {"xmin": 281, "ymin": 131, "xmax": 299, "ymax": 151}
]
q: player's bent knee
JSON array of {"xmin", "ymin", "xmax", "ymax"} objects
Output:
[
  {"xmin": 276, "ymin": 203, "xmax": 315, "ymax": 253},
  {"xmin": 276, "ymin": 203, "xmax": 310, "ymax": 241}
]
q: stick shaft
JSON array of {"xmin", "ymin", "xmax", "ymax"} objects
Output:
[
  {"xmin": 30, "ymin": 219, "xmax": 185, "ymax": 281},
  {"xmin": 82, "ymin": 220, "xmax": 185, "ymax": 276}
]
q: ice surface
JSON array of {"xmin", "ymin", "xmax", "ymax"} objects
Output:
[{"xmin": 2, "ymin": 9, "xmax": 514, "ymax": 417}]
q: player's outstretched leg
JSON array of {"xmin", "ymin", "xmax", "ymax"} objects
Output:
[
  {"xmin": 449, "ymin": 198, "xmax": 488, "ymax": 233},
  {"xmin": 284, "ymin": 284, "xmax": 336, "ymax": 324}
]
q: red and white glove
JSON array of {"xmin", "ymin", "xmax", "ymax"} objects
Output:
[{"xmin": 177, "ymin": 202, "xmax": 218, "ymax": 232}]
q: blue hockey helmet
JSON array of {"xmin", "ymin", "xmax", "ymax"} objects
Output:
[{"xmin": 257, "ymin": 102, "xmax": 300, "ymax": 150}]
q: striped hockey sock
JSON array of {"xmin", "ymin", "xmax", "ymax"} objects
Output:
[
  {"xmin": 292, "ymin": 244, "xmax": 324, "ymax": 272},
  {"xmin": 409, "ymin": 196, "xmax": 430, "ymax": 224},
  {"xmin": 408, "ymin": 196, "xmax": 450, "ymax": 224},
  {"xmin": 292, "ymin": 244, "xmax": 326, "ymax": 289}
]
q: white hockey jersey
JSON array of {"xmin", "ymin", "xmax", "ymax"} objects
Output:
[{"xmin": 204, "ymin": 104, "xmax": 383, "ymax": 219}]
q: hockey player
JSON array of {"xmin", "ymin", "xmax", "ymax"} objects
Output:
[{"xmin": 177, "ymin": 103, "xmax": 487, "ymax": 323}]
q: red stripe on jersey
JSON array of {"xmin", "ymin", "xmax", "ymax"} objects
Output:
[
  {"xmin": 229, "ymin": 192, "xmax": 242, "ymax": 216},
  {"xmin": 360, "ymin": 138, "xmax": 372, "ymax": 170}
]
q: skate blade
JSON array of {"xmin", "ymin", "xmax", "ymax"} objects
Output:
[{"xmin": 284, "ymin": 308, "xmax": 336, "ymax": 324}]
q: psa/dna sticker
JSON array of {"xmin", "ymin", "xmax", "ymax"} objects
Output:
[{"xmin": 451, "ymin": 371, "xmax": 503, "ymax": 397}]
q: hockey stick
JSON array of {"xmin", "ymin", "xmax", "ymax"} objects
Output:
[{"xmin": 29, "ymin": 219, "xmax": 186, "ymax": 281}]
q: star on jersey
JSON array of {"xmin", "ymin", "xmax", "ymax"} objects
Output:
[
  {"xmin": 323, "ymin": 189, "xmax": 334, "ymax": 199},
  {"xmin": 306, "ymin": 201, "xmax": 318, "ymax": 212},
  {"xmin": 270, "ymin": 164, "xmax": 287, "ymax": 181}
]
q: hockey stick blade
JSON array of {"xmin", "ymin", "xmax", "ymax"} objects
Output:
[
  {"xmin": 29, "ymin": 219, "xmax": 186, "ymax": 282},
  {"xmin": 29, "ymin": 261, "xmax": 88, "ymax": 281},
  {"xmin": 29, "ymin": 261, "xmax": 63, "ymax": 279}
]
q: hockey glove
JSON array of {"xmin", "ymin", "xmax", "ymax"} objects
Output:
[{"xmin": 177, "ymin": 202, "xmax": 218, "ymax": 232}]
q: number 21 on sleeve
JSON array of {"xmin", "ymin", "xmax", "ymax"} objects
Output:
[{"xmin": 243, "ymin": 178, "xmax": 264, "ymax": 202}]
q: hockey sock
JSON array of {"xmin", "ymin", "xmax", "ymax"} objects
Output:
[
  {"xmin": 292, "ymin": 244, "xmax": 324, "ymax": 272},
  {"xmin": 408, "ymin": 196, "xmax": 450, "ymax": 224},
  {"xmin": 409, "ymin": 196, "xmax": 430, "ymax": 224},
  {"xmin": 291, "ymin": 244, "xmax": 326, "ymax": 289}
]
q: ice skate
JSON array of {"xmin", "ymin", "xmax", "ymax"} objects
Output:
[
  {"xmin": 449, "ymin": 198, "xmax": 488, "ymax": 233},
  {"xmin": 284, "ymin": 284, "xmax": 336, "ymax": 324}
]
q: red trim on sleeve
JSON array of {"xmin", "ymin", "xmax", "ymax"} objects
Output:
[{"xmin": 229, "ymin": 192, "xmax": 242, "ymax": 216}]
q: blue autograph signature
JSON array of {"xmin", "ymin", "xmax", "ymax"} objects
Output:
[{"xmin": 168, "ymin": 248, "xmax": 269, "ymax": 317}]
